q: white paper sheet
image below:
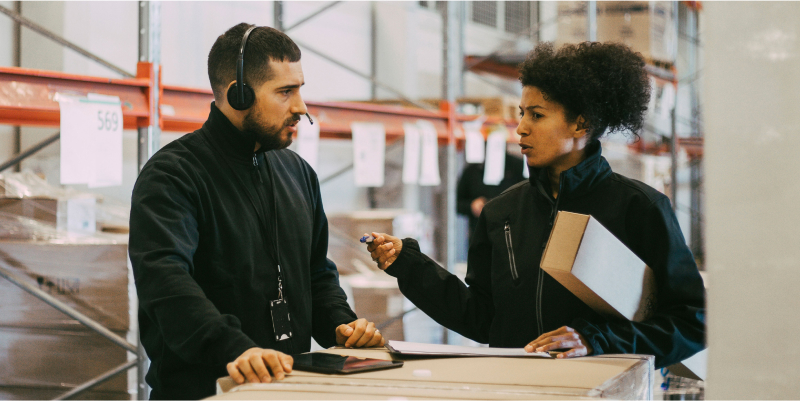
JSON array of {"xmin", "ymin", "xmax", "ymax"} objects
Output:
[
  {"xmin": 351, "ymin": 122, "xmax": 386, "ymax": 187},
  {"xmin": 59, "ymin": 94, "xmax": 123, "ymax": 188},
  {"xmin": 296, "ymin": 114, "xmax": 320, "ymax": 170},
  {"xmin": 386, "ymin": 340, "xmax": 551, "ymax": 358},
  {"xmin": 417, "ymin": 120, "xmax": 441, "ymax": 186},
  {"xmin": 402, "ymin": 122, "xmax": 421, "ymax": 184},
  {"xmin": 483, "ymin": 128, "xmax": 508, "ymax": 185}
]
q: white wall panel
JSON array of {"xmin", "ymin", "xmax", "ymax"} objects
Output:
[{"xmin": 704, "ymin": 2, "xmax": 800, "ymax": 398}]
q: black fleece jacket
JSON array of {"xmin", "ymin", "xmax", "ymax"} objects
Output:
[
  {"xmin": 386, "ymin": 142, "xmax": 705, "ymax": 368},
  {"xmin": 129, "ymin": 103, "xmax": 356, "ymax": 400}
]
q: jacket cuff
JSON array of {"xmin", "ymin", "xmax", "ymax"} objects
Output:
[
  {"xmin": 571, "ymin": 318, "xmax": 606, "ymax": 357},
  {"xmin": 384, "ymin": 238, "xmax": 420, "ymax": 280},
  {"xmin": 213, "ymin": 322, "xmax": 260, "ymax": 365}
]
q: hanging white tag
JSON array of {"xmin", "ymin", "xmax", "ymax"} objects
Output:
[
  {"xmin": 296, "ymin": 114, "xmax": 320, "ymax": 170},
  {"xmin": 463, "ymin": 117, "xmax": 486, "ymax": 163},
  {"xmin": 58, "ymin": 94, "xmax": 123, "ymax": 188},
  {"xmin": 483, "ymin": 128, "xmax": 508, "ymax": 186},
  {"xmin": 351, "ymin": 122, "xmax": 385, "ymax": 187},
  {"xmin": 417, "ymin": 120, "xmax": 441, "ymax": 186},
  {"xmin": 402, "ymin": 122, "xmax": 421, "ymax": 184}
]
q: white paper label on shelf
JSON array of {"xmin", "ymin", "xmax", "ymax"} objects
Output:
[
  {"xmin": 417, "ymin": 120, "xmax": 441, "ymax": 186},
  {"xmin": 402, "ymin": 122, "xmax": 421, "ymax": 184},
  {"xmin": 58, "ymin": 94, "xmax": 123, "ymax": 188},
  {"xmin": 464, "ymin": 130, "xmax": 485, "ymax": 164},
  {"xmin": 462, "ymin": 117, "xmax": 486, "ymax": 164},
  {"xmin": 351, "ymin": 122, "xmax": 385, "ymax": 187},
  {"xmin": 483, "ymin": 128, "xmax": 508, "ymax": 186},
  {"xmin": 296, "ymin": 114, "xmax": 320, "ymax": 170}
]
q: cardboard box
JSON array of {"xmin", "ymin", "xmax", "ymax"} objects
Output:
[
  {"xmin": 0, "ymin": 326, "xmax": 134, "ymax": 396},
  {"xmin": 0, "ymin": 197, "xmax": 96, "ymax": 233},
  {"xmin": 215, "ymin": 348, "xmax": 654, "ymax": 399},
  {"xmin": 345, "ymin": 275, "xmax": 405, "ymax": 342},
  {"xmin": 0, "ymin": 198, "xmax": 58, "ymax": 225},
  {"xmin": 540, "ymin": 211, "xmax": 657, "ymax": 322},
  {"xmin": 0, "ymin": 240, "xmax": 131, "ymax": 331},
  {"xmin": 556, "ymin": 1, "xmax": 676, "ymax": 64}
]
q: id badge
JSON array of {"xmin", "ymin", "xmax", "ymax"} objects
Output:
[{"xmin": 270, "ymin": 299, "xmax": 293, "ymax": 341}]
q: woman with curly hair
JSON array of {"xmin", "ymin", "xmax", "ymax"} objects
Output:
[{"xmin": 365, "ymin": 42, "xmax": 705, "ymax": 368}]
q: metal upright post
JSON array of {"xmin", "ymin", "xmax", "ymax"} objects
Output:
[
  {"xmin": 670, "ymin": 1, "xmax": 679, "ymax": 211},
  {"xmin": 138, "ymin": 1, "xmax": 161, "ymax": 173},
  {"xmin": 443, "ymin": 1, "xmax": 463, "ymax": 345},
  {"xmin": 12, "ymin": 1, "xmax": 21, "ymax": 172},
  {"xmin": 370, "ymin": 1, "xmax": 377, "ymax": 100},
  {"xmin": 587, "ymin": 1, "xmax": 597, "ymax": 41},
  {"xmin": 137, "ymin": 3, "xmax": 160, "ymax": 398},
  {"xmin": 274, "ymin": 1, "xmax": 284, "ymax": 31}
]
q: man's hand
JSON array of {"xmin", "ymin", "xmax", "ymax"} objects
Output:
[
  {"xmin": 365, "ymin": 232, "xmax": 402, "ymax": 270},
  {"xmin": 335, "ymin": 318, "xmax": 385, "ymax": 348},
  {"xmin": 524, "ymin": 326, "xmax": 593, "ymax": 359},
  {"xmin": 227, "ymin": 348, "xmax": 293, "ymax": 385},
  {"xmin": 471, "ymin": 197, "xmax": 487, "ymax": 217}
]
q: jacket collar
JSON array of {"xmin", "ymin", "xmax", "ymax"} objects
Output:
[
  {"xmin": 527, "ymin": 141, "xmax": 613, "ymax": 200},
  {"xmin": 201, "ymin": 102, "xmax": 265, "ymax": 164}
]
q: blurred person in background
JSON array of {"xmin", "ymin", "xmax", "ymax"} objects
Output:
[
  {"xmin": 457, "ymin": 152, "xmax": 526, "ymax": 242},
  {"xmin": 366, "ymin": 42, "xmax": 705, "ymax": 369}
]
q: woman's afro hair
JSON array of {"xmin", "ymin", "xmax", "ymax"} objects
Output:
[{"xmin": 519, "ymin": 42, "xmax": 651, "ymax": 142}]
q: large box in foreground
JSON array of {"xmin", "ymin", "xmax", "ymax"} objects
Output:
[
  {"xmin": 541, "ymin": 211, "xmax": 656, "ymax": 321},
  {"xmin": 215, "ymin": 348, "xmax": 654, "ymax": 400}
]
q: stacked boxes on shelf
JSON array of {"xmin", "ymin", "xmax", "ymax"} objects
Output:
[{"xmin": 0, "ymin": 213, "xmax": 134, "ymax": 399}]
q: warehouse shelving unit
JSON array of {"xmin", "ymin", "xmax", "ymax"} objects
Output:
[
  {"xmin": 0, "ymin": 2, "xmax": 512, "ymax": 399},
  {"xmin": 0, "ymin": 1, "xmax": 705, "ymax": 399}
]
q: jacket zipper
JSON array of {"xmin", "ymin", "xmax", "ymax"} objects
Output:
[
  {"xmin": 535, "ymin": 175, "xmax": 565, "ymax": 337},
  {"xmin": 253, "ymin": 155, "xmax": 263, "ymax": 183},
  {"xmin": 503, "ymin": 221, "xmax": 519, "ymax": 281}
]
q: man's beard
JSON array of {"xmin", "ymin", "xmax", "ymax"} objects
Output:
[{"xmin": 242, "ymin": 110, "xmax": 299, "ymax": 151}]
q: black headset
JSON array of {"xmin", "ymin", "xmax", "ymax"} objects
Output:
[
  {"xmin": 226, "ymin": 26, "xmax": 313, "ymax": 124},
  {"xmin": 227, "ymin": 26, "xmax": 257, "ymax": 111}
]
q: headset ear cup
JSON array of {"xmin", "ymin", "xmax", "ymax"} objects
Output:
[{"xmin": 226, "ymin": 83, "xmax": 255, "ymax": 111}]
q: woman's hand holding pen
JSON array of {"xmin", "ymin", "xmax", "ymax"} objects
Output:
[
  {"xmin": 364, "ymin": 232, "xmax": 402, "ymax": 270},
  {"xmin": 525, "ymin": 326, "xmax": 594, "ymax": 359}
]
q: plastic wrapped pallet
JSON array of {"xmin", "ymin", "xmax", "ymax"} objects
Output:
[{"xmin": 0, "ymin": 213, "xmax": 134, "ymax": 400}]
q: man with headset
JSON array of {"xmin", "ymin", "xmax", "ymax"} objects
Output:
[{"xmin": 129, "ymin": 23, "xmax": 382, "ymax": 400}]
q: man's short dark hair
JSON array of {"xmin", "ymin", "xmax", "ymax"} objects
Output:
[{"xmin": 207, "ymin": 23, "xmax": 302, "ymax": 101}]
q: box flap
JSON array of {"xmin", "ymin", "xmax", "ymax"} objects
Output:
[{"xmin": 541, "ymin": 211, "xmax": 590, "ymax": 272}]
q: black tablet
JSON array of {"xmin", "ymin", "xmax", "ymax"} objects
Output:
[{"xmin": 291, "ymin": 353, "xmax": 403, "ymax": 374}]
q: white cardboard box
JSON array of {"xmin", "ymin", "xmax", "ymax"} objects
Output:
[{"xmin": 540, "ymin": 211, "xmax": 657, "ymax": 321}]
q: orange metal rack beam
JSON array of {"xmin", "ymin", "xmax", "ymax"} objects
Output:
[{"xmin": 1, "ymin": 64, "xmax": 517, "ymax": 147}]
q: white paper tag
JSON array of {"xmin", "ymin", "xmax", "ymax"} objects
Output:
[
  {"xmin": 351, "ymin": 122, "xmax": 386, "ymax": 187},
  {"xmin": 417, "ymin": 120, "xmax": 441, "ymax": 186},
  {"xmin": 296, "ymin": 114, "xmax": 320, "ymax": 170},
  {"xmin": 58, "ymin": 94, "xmax": 123, "ymax": 188},
  {"xmin": 465, "ymin": 130, "xmax": 486, "ymax": 164},
  {"xmin": 402, "ymin": 123, "xmax": 421, "ymax": 184},
  {"xmin": 483, "ymin": 129, "xmax": 508, "ymax": 186}
]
